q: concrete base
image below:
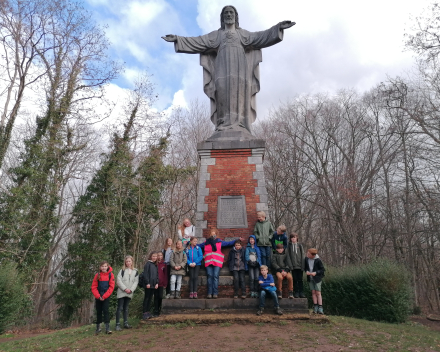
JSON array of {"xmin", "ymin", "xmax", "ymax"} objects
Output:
[{"xmin": 161, "ymin": 297, "xmax": 309, "ymax": 315}]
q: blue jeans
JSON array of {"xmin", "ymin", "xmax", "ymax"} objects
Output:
[
  {"xmin": 206, "ymin": 265, "xmax": 221, "ymax": 295},
  {"xmin": 259, "ymin": 289, "xmax": 279, "ymax": 308},
  {"xmin": 259, "ymin": 246, "xmax": 272, "ymax": 268}
]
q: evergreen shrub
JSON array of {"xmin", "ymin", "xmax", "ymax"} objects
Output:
[
  {"xmin": 305, "ymin": 259, "xmax": 412, "ymax": 323},
  {"xmin": 0, "ymin": 262, "xmax": 32, "ymax": 333}
]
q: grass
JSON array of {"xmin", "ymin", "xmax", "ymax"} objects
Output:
[{"xmin": 0, "ymin": 316, "xmax": 439, "ymax": 352}]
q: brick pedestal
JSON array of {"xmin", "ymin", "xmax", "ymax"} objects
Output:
[{"xmin": 195, "ymin": 139, "xmax": 269, "ymax": 241}]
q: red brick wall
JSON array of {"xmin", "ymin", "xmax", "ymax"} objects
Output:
[{"xmin": 203, "ymin": 149, "xmax": 259, "ymax": 243}]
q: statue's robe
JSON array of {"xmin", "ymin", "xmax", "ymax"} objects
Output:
[{"xmin": 174, "ymin": 24, "xmax": 284, "ymax": 133}]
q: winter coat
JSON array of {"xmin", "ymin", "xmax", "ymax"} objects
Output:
[
  {"xmin": 305, "ymin": 257, "xmax": 325, "ymax": 283},
  {"xmin": 253, "ymin": 219, "xmax": 274, "ymax": 246},
  {"xmin": 116, "ymin": 268, "xmax": 139, "ymax": 299},
  {"xmin": 271, "ymin": 250, "xmax": 291, "ymax": 273},
  {"xmin": 227, "ymin": 247, "xmax": 246, "ymax": 271},
  {"xmin": 143, "ymin": 261, "xmax": 158, "ymax": 288},
  {"xmin": 271, "ymin": 232, "xmax": 288, "ymax": 250},
  {"xmin": 245, "ymin": 235, "xmax": 262, "ymax": 268},
  {"xmin": 157, "ymin": 261, "xmax": 168, "ymax": 288},
  {"xmin": 170, "ymin": 250, "xmax": 187, "ymax": 275},
  {"xmin": 185, "ymin": 245, "xmax": 203, "ymax": 266},
  {"xmin": 91, "ymin": 266, "xmax": 115, "ymax": 300},
  {"xmin": 286, "ymin": 242, "xmax": 305, "ymax": 271}
]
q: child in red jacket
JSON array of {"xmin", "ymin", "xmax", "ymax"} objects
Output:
[{"xmin": 91, "ymin": 261, "xmax": 115, "ymax": 334}]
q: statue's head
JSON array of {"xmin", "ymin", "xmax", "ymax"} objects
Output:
[{"xmin": 220, "ymin": 5, "xmax": 239, "ymax": 29}]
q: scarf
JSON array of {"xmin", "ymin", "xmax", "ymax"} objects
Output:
[{"xmin": 205, "ymin": 237, "xmax": 220, "ymax": 252}]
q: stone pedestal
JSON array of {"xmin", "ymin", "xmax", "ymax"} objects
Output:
[{"xmin": 195, "ymin": 139, "xmax": 269, "ymax": 241}]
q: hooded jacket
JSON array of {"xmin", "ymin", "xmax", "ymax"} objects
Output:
[
  {"xmin": 157, "ymin": 261, "xmax": 168, "ymax": 287},
  {"xmin": 143, "ymin": 260, "xmax": 158, "ymax": 287},
  {"xmin": 286, "ymin": 241, "xmax": 305, "ymax": 271},
  {"xmin": 271, "ymin": 249, "xmax": 291, "ymax": 273},
  {"xmin": 305, "ymin": 257, "xmax": 325, "ymax": 283},
  {"xmin": 91, "ymin": 266, "xmax": 115, "ymax": 300},
  {"xmin": 245, "ymin": 235, "xmax": 262, "ymax": 267},
  {"xmin": 271, "ymin": 231, "xmax": 288, "ymax": 250},
  {"xmin": 185, "ymin": 245, "xmax": 203, "ymax": 266},
  {"xmin": 116, "ymin": 267, "xmax": 139, "ymax": 299},
  {"xmin": 253, "ymin": 219, "xmax": 274, "ymax": 246}
]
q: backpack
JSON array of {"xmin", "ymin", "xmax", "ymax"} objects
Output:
[
  {"xmin": 121, "ymin": 269, "xmax": 139, "ymax": 278},
  {"xmin": 138, "ymin": 272, "xmax": 145, "ymax": 289}
]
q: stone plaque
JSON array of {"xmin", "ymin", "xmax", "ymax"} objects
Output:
[{"xmin": 217, "ymin": 196, "xmax": 248, "ymax": 229}]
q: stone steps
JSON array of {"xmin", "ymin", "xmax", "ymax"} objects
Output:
[{"xmin": 162, "ymin": 297, "xmax": 309, "ymax": 315}]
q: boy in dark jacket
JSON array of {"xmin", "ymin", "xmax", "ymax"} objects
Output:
[
  {"xmin": 228, "ymin": 240, "xmax": 247, "ymax": 298},
  {"xmin": 286, "ymin": 232, "xmax": 306, "ymax": 298},
  {"xmin": 142, "ymin": 252, "xmax": 159, "ymax": 320},
  {"xmin": 305, "ymin": 248, "xmax": 325, "ymax": 314},
  {"xmin": 271, "ymin": 243, "xmax": 293, "ymax": 299},
  {"xmin": 271, "ymin": 225, "xmax": 288, "ymax": 250}
]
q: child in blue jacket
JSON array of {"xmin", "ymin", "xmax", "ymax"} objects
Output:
[
  {"xmin": 245, "ymin": 235, "xmax": 261, "ymax": 297},
  {"xmin": 185, "ymin": 237, "xmax": 203, "ymax": 299},
  {"xmin": 257, "ymin": 265, "xmax": 283, "ymax": 316}
]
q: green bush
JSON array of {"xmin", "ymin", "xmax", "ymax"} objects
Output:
[
  {"xmin": 0, "ymin": 262, "xmax": 32, "ymax": 334},
  {"xmin": 305, "ymin": 259, "xmax": 412, "ymax": 323}
]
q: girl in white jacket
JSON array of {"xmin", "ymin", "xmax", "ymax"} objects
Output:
[{"xmin": 115, "ymin": 255, "xmax": 139, "ymax": 330}]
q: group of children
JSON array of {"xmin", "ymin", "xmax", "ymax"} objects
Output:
[{"xmin": 91, "ymin": 212, "xmax": 325, "ymax": 332}]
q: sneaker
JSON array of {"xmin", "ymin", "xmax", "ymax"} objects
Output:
[
  {"xmin": 275, "ymin": 307, "xmax": 283, "ymax": 315},
  {"xmin": 142, "ymin": 312, "xmax": 152, "ymax": 320},
  {"xmin": 115, "ymin": 324, "xmax": 122, "ymax": 331},
  {"xmin": 207, "ymin": 294, "xmax": 212, "ymax": 299},
  {"xmin": 288, "ymin": 291, "xmax": 294, "ymax": 299},
  {"xmin": 299, "ymin": 292, "xmax": 306, "ymax": 298},
  {"xmin": 165, "ymin": 293, "xmax": 171, "ymax": 299},
  {"xmin": 213, "ymin": 294, "xmax": 218, "ymax": 299},
  {"xmin": 250, "ymin": 292, "xmax": 254, "ymax": 298},
  {"xmin": 318, "ymin": 307, "xmax": 324, "ymax": 315},
  {"xmin": 105, "ymin": 323, "xmax": 112, "ymax": 334},
  {"xmin": 189, "ymin": 292, "xmax": 194, "ymax": 299},
  {"xmin": 95, "ymin": 324, "xmax": 101, "ymax": 335},
  {"xmin": 233, "ymin": 295, "xmax": 238, "ymax": 299},
  {"xmin": 277, "ymin": 290, "xmax": 282, "ymax": 299},
  {"xmin": 123, "ymin": 322, "xmax": 132, "ymax": 329},
  {"xmin": 294, "ymin": 291, "xmax": 300, "ymax": 298},
  {"xmin": 241, "ymin": 295, "xmax": 246, "ymax": 299},
  {"xmin": 313, "ymin": 305, "xmax": 319, "ymax": 314},
  {"xmin": 256, "ymin": 307, "xmax": 264, "ymax": 316},
  {"xmin": 193, "ymin": 292, "xmax": 198, "ymax": 299}
]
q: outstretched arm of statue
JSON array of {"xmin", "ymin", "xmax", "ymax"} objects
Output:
[
  {"xmin": 162, "ymin": 34, "xmax": 177, "ymax": 42},
  {"xmin": 279, "ymin": 21, "xmax": 295, "ymax": 29}
]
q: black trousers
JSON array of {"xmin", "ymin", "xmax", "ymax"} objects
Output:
[
  {"xmin": 188, "ymin": 265, "xmax": 200, "ymax": 292},
  {"xmin": 95, "ymin": 298, "xmax": 110, "ymax": 324},
  {"xmin": 116, "ymin": 297, "xmax": 131, "ymax": 324},
  {"xmin": 292, "ymin": 269, "xmax": 304, "ymax": 292},
  {"xmin": 165, "ymin": 264, "xmax": 171, "ymax": 295},
  {"xmin": 233, "ymin": 270, "xmax": 246, "ymax": 295},
  {"xmin": 154, "ymin": 287, "xmax": 164, "ymax": 314},
  {"xmin": 143, "ymin": 288, "xmax": 158, "ymax": 313}
]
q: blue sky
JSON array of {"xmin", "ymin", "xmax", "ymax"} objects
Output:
[{"xmin": 83, "ymin": 0, "xmax": 433, "ymax": 119}]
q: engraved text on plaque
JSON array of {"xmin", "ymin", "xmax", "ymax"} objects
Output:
[{"xmin": 217, "ymin": 196, "xmax": 248, "ymax": 229}]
